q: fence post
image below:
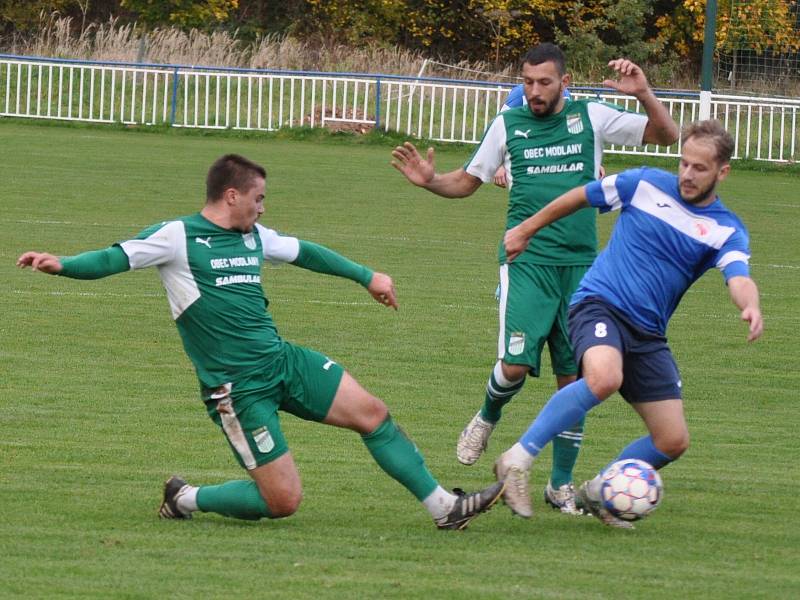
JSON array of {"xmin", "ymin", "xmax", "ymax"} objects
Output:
[
  {"xmin": 699, "ymin": 0, "xmax": 717, "ymax": 120},
  {"xmin": 169, "ymin": 67, "xmax": 179, "ymax": 126},
  {"xmin": 375, "ymin": 77, "xmax": 381, "ymax": 130}
]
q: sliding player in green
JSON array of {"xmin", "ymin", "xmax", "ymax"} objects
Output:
[
  {"xmin": 17, "ymin": 154, "xmax": 503, "ymax": 530},
  {"xmin": 392, "ymin": 44, "xmax": 678, "ymax": 516}
]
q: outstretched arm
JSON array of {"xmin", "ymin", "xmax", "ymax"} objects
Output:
[
  {"xmin": 17, "ymin": 247, "xmax": 130, "ymax": 279},
  {"xmin": 604, "ymin": 59, "xmax": 679, "ymax": 146},
  {"xmin": 727, "ymin": 276, "xmax": 763, "ymax": 342},
  {"xmin": 391, "ymin": 142, "xmax": 482, "ymax": 198},
  {"xmin": 504, "ymin": 186, "xmax": 590, "ymax": 262},
  {"xmin": 291, "ymin": 241, "xmax": 397, "ymax": 310}
]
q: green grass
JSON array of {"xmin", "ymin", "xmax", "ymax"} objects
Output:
[{"xmin": 1, "ymin": 121, "xmax": 798, "ymax": 599}]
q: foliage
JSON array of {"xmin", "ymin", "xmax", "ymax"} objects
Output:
[
  {"xmin": 0, "ymin": 0, "xmax": 798, "ymax": 88},
  {"xmin": 655, "ymin": 0, "xmax": 800, "ymax": 57},
  {"xmin": 0, "ymin": 0, "xmax": 73, "ymax": 32},
  {"xmin": 120, "ymin": 0, "xmax": 238, "ymax": 30},
  {"xmin": 555, "ymin": 0, "xmax": 678, "ymax": 82}
]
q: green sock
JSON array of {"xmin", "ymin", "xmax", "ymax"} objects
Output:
[
  {"xmin": 196, "ymin": 480, "xmax": 272, "ymax": 520},
  {"xmin": 480, "ymin": 363, "xmax": 525, "ymax": 423},
  {"xmin": 361, "ymin": 416, "xmax": 438, "ymax": 501},
  {"xmin": 550, "ymin": 417, "xmax": 585, "ymax": 488}
]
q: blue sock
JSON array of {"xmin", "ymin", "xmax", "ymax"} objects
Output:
[
  {"xmin": 519, "ymin": 379, "xmax": 601, "ymax": 457},
  {"xmin": 613, "ymin": 435, "xmax": 674, "ymax": 469}
]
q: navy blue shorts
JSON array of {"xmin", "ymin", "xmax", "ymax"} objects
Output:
[{"xmin": 568, "ymin": 298, "xmax": 682, "ymax": 403}]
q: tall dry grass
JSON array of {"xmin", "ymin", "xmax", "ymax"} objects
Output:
[{"xmin": 1, "ymin": 14, "xmax": 513, "ymax": 82}]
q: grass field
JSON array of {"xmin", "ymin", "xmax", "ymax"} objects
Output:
[{"xmin": 1, "ymin": 121, "xmax": 798, "ymax": 599}]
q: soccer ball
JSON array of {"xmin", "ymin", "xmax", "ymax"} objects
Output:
[{"xmin": 599, "ymin": 459, "xmax": 663, "ymax": 521}]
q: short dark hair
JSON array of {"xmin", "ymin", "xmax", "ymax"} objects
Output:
[
  {"xmin": 206, "ymin": 154, "xmax": 266, "ymax": 201},
  {"xmin": 682, "ymin": 120, "xmax": 734, "ymax": 165},
  {"xmin": 521, "ymin": 43, "xmax": 566, "ymax": 76}
]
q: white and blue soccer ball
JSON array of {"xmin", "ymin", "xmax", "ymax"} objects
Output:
[{"xmin": 599, "ymin": 459, "xmax": 663, "ymax": 521}]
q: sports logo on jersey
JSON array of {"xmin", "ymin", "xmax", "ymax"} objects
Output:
[
  {"xmin": 195, "ymin": 236, "xmax": 212, "ymax": 248},
  {"xmin": 508, "ymin": 332, "xmax": 525, "ymax": 356},
  {"xmin": 252, "ymin": 426, "xmax": 275, "ymax": 453},
  {"xmin": 566, "ymin": 113, "xmax": 584, "ymax": 134},
  {"xmin": 242, "ymin": 232, "xmax": 257, "ymax": 250},
  {"xmin": 514, "ymin": 129, "xmax": 531, "ymax": 139},
  {"xmin": 694, "ymin": 222, "xmax": 709, "ymax": 237}
]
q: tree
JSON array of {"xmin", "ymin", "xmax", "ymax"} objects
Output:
[
  {"xmin": 555, "ymin": 0, "xmax": 676, "ymax": 82},
  {"xmin": 655, "ymin": 0, "xmax": 800, "ymax": 59},
  {"xmin": 120, "ymin": 0, "xmax": 238, "ymax": 30}
]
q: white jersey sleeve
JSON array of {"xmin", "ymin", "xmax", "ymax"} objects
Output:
[
  {"xmin": 256, "ymin": 223, "xmax": 300, "ymax": 265},
  {"xmin": 587, "ymin": 101, "xmax": 648, "ymax": 147},
  {"xmin": 119, "ymin": 220, "xmax": 184, "ymax": 269},
  {"xmin": 464, "ymin": 115, "xmax": 508, "ymax": 183}
]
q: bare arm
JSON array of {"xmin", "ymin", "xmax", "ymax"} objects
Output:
[
  {"xmin": 391, "ymin": 142, "xmax": 482, "ymax": 198},
  {"xmin": 604, "ymin": 59, "xmax": 679, "ymax": 146},
  {"xmin": 727, "ymin": 276, "xmax": 763, "ymax": 342},
  {"xmin": 504, "ymin": 186, "xmax": 590, "ymax": 262}
]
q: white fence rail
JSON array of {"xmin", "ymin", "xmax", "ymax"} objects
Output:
[{"xmin": 2, "ymin": 55, "xmax": 798, "ymax": 162}]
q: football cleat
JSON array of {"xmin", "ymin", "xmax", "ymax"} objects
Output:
[
  {"xmin": 436, "ymin": 481, "xmax": 505, "ymax": 530},
  {"xmin": 576, "ymin": 481, "xmax": 635, "ymax": 529},
  {"xmin": 544, "ymin": 481, "xmax": 584, "ymax": 515},
  {"xmin": 456, "ymin": 412, "xmax": 496, "ymax": 465},
  {"xmin": 159, "ymin": 476, "xmax": 193, "ymax": 520},
  {"xmin": 493, "ymin": 452, "xmax": 532, "ymax": 518}
]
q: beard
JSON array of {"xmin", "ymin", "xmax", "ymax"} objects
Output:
[
  {"xmin": 679, "ymin": 179, "xmax": 717, "ymax": 205},
  {"xmin": 527, "ymin": 90, "xmax": 562, "ymax": 116}
]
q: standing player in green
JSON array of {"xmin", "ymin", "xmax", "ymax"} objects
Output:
[
  {"xmin": 16, "ymin": 154, "xmax": 504, "ymax": 530},
  {"xmin": 391, "ymin": 44, "xmax": 678, "ymax": 517}
]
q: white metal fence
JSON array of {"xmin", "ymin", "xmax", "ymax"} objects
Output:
[{"xmin": 2, "ymin": 54, "xmax": 798, "ymax": 162}]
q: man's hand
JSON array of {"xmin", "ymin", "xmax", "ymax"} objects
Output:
[
  {"xmin": 493, "ymin": 165, "xmax": 508, "ymax": 188},
  {"xmin": 604, "ymin": 59, "xmax": 650, "ymax": 98},
  {"xmin": 367, "ymin": 272, "xmax": 398, "ymax": 310},
  {"xmin": 391, "ymin": 142, "xmax": 435, "ymax": 187},
  {"xmin": 16, "ymin": 251, "xmax": 63, "ymax": 274},
  {"xmin": 503, "ymin": 225, "xmax": 532, "ymax": 263},
  {"xmin": 741, "ymin": 306, "xmax": 763, "ymax": 342}
]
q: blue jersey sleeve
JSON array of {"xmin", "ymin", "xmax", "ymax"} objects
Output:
[
  {"xmin": 502, "ymin": 84, "xmax": 525, "ymax": 110},
  {"xmin": 716, "ymin": 228, "xmax": 751, "ymax": 281},
  {"xmin": 585, "ymin": 168, "xmax": 647, "ymax": 213}
]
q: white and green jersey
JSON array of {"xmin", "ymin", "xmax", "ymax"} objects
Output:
[
  {"xmin": 465, "ymin": 98, "xmax": 647, "ymax": 265},
  {"xmin": 118, "ymin": 213, "xmax": 299, "ymax": 387}
]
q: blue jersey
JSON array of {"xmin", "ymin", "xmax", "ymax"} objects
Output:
[
  {"xmin": 575, "ymin": 167, "xmax": 751, "ymax": 335},
  {"xmin": 502, "ymin": 84, "xmax": 571, "ymax": 111}
]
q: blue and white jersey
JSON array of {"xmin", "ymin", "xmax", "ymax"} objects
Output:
[
  {"xmin": 501, "ymin": 84, "xmax": 571, "ymax": 111},
  {"xmin": 574, "ymin": 167, "xmax": 751, "ymax": 335}
]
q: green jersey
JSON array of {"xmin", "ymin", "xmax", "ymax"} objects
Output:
[
  {"xmin": 464, "ymin": 98, "xmax": 647, "ymax": 265},
  {"xmin": 118, "ymin": 213, "xmax": 300, "ymax": 387}
]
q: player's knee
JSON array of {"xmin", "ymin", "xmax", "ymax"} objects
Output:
[
  {"xmin": 500, "ymin": 361, "xmax": 528, "ymax": 382},
  {"xmin": 356, "ymin": 396, "xmax": 389, "ymax": 433},
  {"xmin": 265, "ymin": 489, "xmax": 303, "ymax": 518},
  {"xmin": 583, "ymin": 369, "xmax": 622, "ymax": 400},
  {"xmin": 656, "ymin": 431, "xmax": 690, "ymax": 459}
]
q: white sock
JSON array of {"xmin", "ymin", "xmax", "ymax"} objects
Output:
[
  {"xmin": 505, "ymin": 442, "xmax": 536, "ymax": 470},
  {"xmin": 176, "ymin": 485, "xmax": 199, "ymax": 514},
  {"xmin": 422, "ymin": 485, "xmax": 456, "ymax": 520}
]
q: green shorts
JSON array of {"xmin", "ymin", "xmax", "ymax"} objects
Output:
[
  {"xmin": 201, "ymin": 343, "xmax": 344, "ymax": 470},
  {"xmin": 497, "ymin": 262, "xmax": 588, "ymax": 377}
]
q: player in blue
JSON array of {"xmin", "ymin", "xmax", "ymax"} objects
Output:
[{"xmin": 493, "ymin": 120, "xmax": 763, "ymax": 527}]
